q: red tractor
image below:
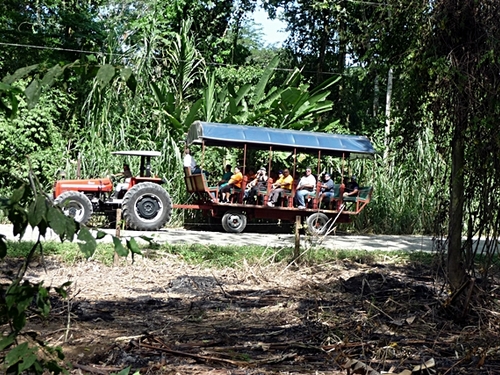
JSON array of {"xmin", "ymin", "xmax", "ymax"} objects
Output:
[{"xmin": 53, "ymin": 151, "xmax": 172, "ymax": 231}]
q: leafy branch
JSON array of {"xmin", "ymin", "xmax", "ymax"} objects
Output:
[
  {"xmin": 1, "ymin": 61, "xmax": 136, "ymax": 119},
  {"xmin": 0, "ymin": 172, "xmax": 140, "ymax": 374}
]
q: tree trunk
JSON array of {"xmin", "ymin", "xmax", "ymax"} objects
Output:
[
  {"xmin": 448, "ymin": 124, "xmax": 466, "ymax": 291},
  {"xmin": 316, "ymin": 12, "xmax": 330, "ymax": 85},
  {"xmin": 373, "ymin": 73, "xmax": 379, "ymax": 117},
  {"xmin": 384, "ymin": 68, "xmax": 393, "ymax": 160}
]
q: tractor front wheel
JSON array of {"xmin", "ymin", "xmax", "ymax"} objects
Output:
[
  {"xmin": 122, "ymin": 182, "xmax": 172, "ymax": 231},
  {"xmin": 54, "ymin": 191, "xmax": 93, "ymax": 224}
]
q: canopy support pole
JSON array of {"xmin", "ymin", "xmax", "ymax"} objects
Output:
[
  {"xmin": 242, "ymin": 144, "xmax": 247, "ymax": 174},
  {"xmin": 268, "ymin": 146, "xmax": 273, "ymax": 177},
  {"xmin": 293, "ymin": 148, "xmax": 297, "ymax": 178},
  {"xmin": 341, "ymin": 152, "xmax": 345, "ymax": 182},
  {"xmin": 317, "ymin": 150, "xmax": 321, "ymax": 176},
  {"xmin": 202, "ymin": 141, "xmax": 206, "ymax": 170}
]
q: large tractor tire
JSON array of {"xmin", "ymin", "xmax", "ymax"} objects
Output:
[
  {"xmin": 221, "ymin": 210, "xmax": 247, "ymax": 233},
  {"xmin": 122, "ymin": 182, "xmax": 172, "ymax": 231},
  {"xmin": 306, "ymin": 213, "xmax": 330, "ymax": 236},
  {"xmin": 54, "ymin": 191, "xmax": 93, "ymax": 224}
]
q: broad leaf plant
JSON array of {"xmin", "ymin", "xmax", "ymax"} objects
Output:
[{"xmin": 0, "ymin": 175, "xmax": 140, "ymax": 373}]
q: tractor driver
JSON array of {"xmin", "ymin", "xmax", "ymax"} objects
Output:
[
  {"xmin": 115, "ymin": 164, "xmax": 133, "ymax": 180},
  {"xmin": 113, "ymin": 164, "xmax": 133, "ymax": 198}
]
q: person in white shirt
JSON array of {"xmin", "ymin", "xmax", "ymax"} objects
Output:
[
  {"xmin": 184, "ymin": 148, "xmax": 199, "ymax": 174},
  {"xmin": 294, "ymin": 167, "xmax": 316, "ymax": 209}
]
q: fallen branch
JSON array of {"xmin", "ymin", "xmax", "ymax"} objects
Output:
[
  {"xmin": 138, "ymin": 341, "xmax": 250, "ymax": 366},
  {"xmin": 73, "ymin": 363, "xmax": 124, "ymax": 374}
]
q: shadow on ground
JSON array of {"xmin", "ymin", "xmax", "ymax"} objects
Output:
[{"xmin": 31, "ymin": 263, "xmax": 500, "ymax": 375}]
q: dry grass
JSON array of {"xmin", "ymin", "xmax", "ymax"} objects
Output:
[{"xmin": 15, "ymin": 252, "xmax": 500, "ymax": 375}]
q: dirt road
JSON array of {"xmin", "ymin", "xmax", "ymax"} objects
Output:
[{"xmin": 0, "ymin": 224, "xmax": 436, "ymax": 252}]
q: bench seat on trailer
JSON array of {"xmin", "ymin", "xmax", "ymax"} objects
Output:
[
  {"xmin": 343, "ymin": 186, "xmax": 373, "ymax": 202},
  {"xmin": 342, "ymin": 186, "xmax": 373, "ymax": 212},
  {"xmin": 185, "ymin": 173, "xmax": 218, "ymax": 201}
]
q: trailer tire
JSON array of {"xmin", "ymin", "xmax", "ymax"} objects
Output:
[
  {"xmin": 122, "ymin": 182, "xmax": 172, "ymax": 231},
  {"xmin": 221, "ymin": 210, "xmax": 247, "ymax": 233},
  {"xmin": 54, "ymin": 191, "xmax": 93, "ymax": 224},
  {"xmin": 306, "ymin": 213, "xmax": 330, "ymax": 235}
]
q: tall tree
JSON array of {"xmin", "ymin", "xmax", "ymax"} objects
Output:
[
  {"xmin": 436, "ymin": 0, "xmax": 500, "ymax": 292},
  {"xmin": 0, "ymin": 0, "xmax": 107, "ymax": 76},
  {"xmin": 399, "ymin": 0, "xmax": 500, "ymax": 294},
  {"xmin": 262, "ymin": 0, "xmax": 410, "ymax": 135}
]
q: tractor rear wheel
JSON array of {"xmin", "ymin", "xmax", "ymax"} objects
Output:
[
  {"xmin": 54, "ymin": 191, "xmax": 93, "ymax": 224},
  {"xmin": 122, "ymin": 182, "xmax": 172, "ymax": 231}
]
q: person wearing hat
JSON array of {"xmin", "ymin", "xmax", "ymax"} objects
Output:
[
  {"xmin": 267, "ymin": 169, "xmax": 293, "ymax": 207},
  {"xmin": 343, "ymin": 175, "xmax": 359, "ymax": 197},
  {"xmin": 244, "ymin": 167, "xmax": 268, "ymax": 204},
  {"xmin": 319, "ymin": 173, "xmax": 336, "ymax": 208}
]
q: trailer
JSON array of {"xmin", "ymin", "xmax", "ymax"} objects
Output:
[{"xmin": 173, "ymin": 121, "xmax": 375, "ymax": 234}]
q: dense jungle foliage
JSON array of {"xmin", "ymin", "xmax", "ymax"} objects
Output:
[
  {"xmin": 1, "ymin": 0, "xmax": 500, "ymax": 290},
  {"xmin": 1, "ymin": 2, "xmax": 500, "ymax": 372}
]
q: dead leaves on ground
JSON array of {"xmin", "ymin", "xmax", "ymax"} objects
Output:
[
  {"xmin": 22, "ymin": 259, "xmax": 500, "ymax": 375},
  {"xmin": 344, "ymin": 357, "xmax": 435, "ymax": 375}
]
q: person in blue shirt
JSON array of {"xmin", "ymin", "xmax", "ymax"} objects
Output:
[{"xmin": 319, "ymin": 173, "xmax": 336, "ymax": 208}]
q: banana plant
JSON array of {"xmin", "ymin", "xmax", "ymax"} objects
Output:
[
  {"xmin": 198, "ymin": 54, "xmax": 339, "ymax": 131},
  {"xmin": 200, "ymin": 72, "xmax": 253, "ymax": 124},
  {"xmin": 150, "ymin": 18, "xmax": 205, "ymax": 135}
]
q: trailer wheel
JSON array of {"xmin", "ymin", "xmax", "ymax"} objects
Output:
[
  {"xmin": 221, "ymin": 211, "xmax": 247, "ymax": 233},
  {"xmin": 122, "ymin": 182, "xmax": 172, "ymax": 231},
  {"xmin": 54, "ymin": 191, "xmax": 93, "ymax": 224},
  {"xmin": 306, "ymin": 213, "xmax": 330, "ymax": 235}
]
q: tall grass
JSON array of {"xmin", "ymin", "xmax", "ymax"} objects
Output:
[
  {"xmin": 74, "ymin": 17, "xmax": 203, "ymax": 216},
  {"xmin": 350, "ymin": 128, "xmax": 447, "ymax": 235}
]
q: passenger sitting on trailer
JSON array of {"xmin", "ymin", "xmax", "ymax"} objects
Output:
[
  {"xmin": 220, "ymin": 166, "xmax": 243, "ymax": 203},
  {"xmin": 184, "ymin": 148, "xmax": 201, "ymax": 174},
  {"xmin": 244, "ymin": 167, "xmax": 267, "ymax": 204},
  {"xmin": 113, "ymin": 164, "xmax": 133, "ymax": 198},
  {"xmin": 294, "ymin": 167, "xmax": 317, "ymax": 209},
  {"xmin": 267, "ymin": 169, "xmax": 293, "ymax": 207},
  {"xmin": 217, "ymin": 164, "xmax": 232, "ymax": 200},
  {"xmin": 245, "ymin": 168, "xmax": 256, "ymax": 182},
  {"xmin": 319, "ymin": 173, "xmax": 336, "ymax": 208},
  {"xmin": 218, "ymin": 164, "xmax": 232, "ymax": 186},
  {"xmin": 343, "ymin": 175, "xmax": 359, "ymax": 197}
]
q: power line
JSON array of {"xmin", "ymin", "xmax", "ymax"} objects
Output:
[
  {"xmin": 0, "ymin": 41, "xmax": 344, "ymax": 76},
  {"xmin": 0, "ymin": 41, "xmax": 105, "ymax": 55}
]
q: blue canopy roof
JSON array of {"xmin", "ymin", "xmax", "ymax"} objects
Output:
[{"xmin": 186, "ymin": 121, "xmax": 376, "ymax": 159}]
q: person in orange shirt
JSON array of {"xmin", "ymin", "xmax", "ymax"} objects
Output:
[{"xmin": 220, "ymin": 166, "xmax": 243, "ymax": 203}]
